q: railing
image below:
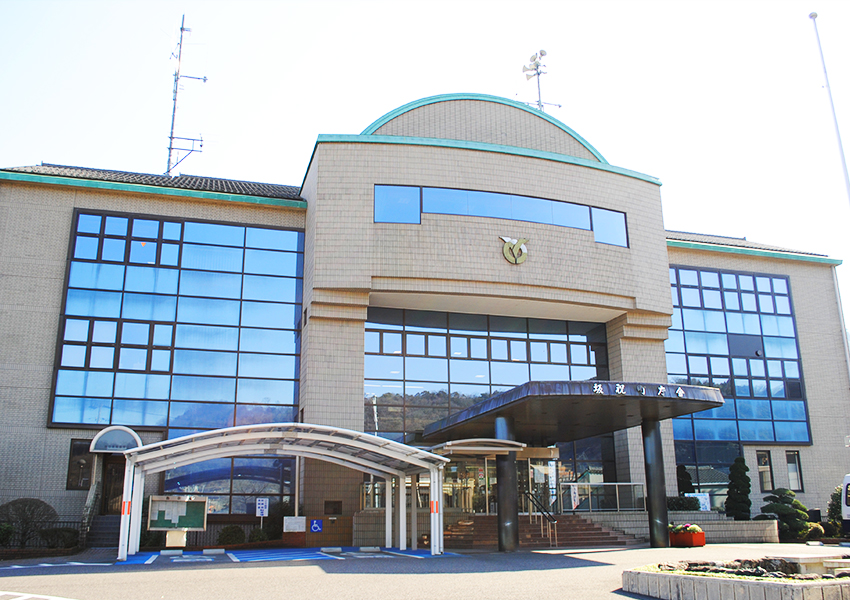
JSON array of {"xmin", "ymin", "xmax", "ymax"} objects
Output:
[
  {"xmin": 359, "ymin": 480, "xmax": 646, "ymax": 515},
  {"xmin": 524, "ymin": 492, "xmax": 558, "ymax": 547},
  {"xmin": 558, "ymin": 482, "xmax": 646, "ymax": 513}
]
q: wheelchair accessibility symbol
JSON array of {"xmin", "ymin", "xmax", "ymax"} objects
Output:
[{"xmin": 310, "ymin": 519, "xmax": 322, "ymax": 533}]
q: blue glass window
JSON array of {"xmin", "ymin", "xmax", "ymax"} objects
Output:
[
  {"xmin": 124, "ymin": 267, "xmax": 178, "ymax": 294},
  {"xmin": 591, "ymin": 207, "xmax": 627, "ymax": 247},
  {"xmin": 102, "ymin": 239, "xmax": 126, "ymax": 262},
  {"xmin": 66, "ymin": 290, "xmax": 122, "ymax": 318},
  {"xmin": 374, "ymin": 185, "xmax": 420, "ymax": 224},
  {"xmin": 64, "ymin": 319, "xmax": 89, "ymax": 342},
  {"xmin": 56, "ymin": 213, "xmax": 302, "ymax": 514},
  {"xmin": 53, "ymin": 397, "xmax": 111, "ymax": 424},
  {"xmin": 182, "ymin": 244, "xmax": 243, "ymax": 272},
  {"xmin": 112, "ymin": 399, "xmax": 168, "ymax": 427},
  {"xmin": 78, "ymin": 214, "xmax": 102, "ymax": 234},
  {"xmin": 69, "ymin": 263, "xmax": 125, "ymax": 290},
  {"xmin": 237, "ymin": 379, "xmax": 297, "ymax": 404},
  {"xmin": 122, "ymin": 293, "xmax": 176, "ymax": 321},
  {"xmin": 246, "ymin": 228, "xmax": 302, "ymax": 252},
  {"xmin": 176, "ymin": 324, "xmax": 238, "ymax": 351},
  {"xmin": 552, "ymin": 202, "xmax": 590, "ymax": 229},
  {"xmin": 179, "ymin": 270, "xmax": 242, "ymax": 300},
  {"xmin": 184, "ymin": 223, "xmax": 245, "ymax": 247},
  {"xmin": 104, "ymin": 216, "xmax": 128, "ymax": 236},
  {"xmin": 74, "ymin": 236, "xmax": 99, "ymax": 260},
  {"xmin": 129, "ymin": 241, "xmax": 157, "ymax": 264},
  {"xmin": 173, "ymin": 349, "xmax": 237, "ymax": 376},
  {"xmin": 171, "ymin": 376, "xmax": 236, "ymax": 402},
  {"xmin": 378, "ymin": 186, "xmax": 625, "ymax": 245},
  {"xmin": 468, "ymin": 191, "xmax": 511, "ymax": 219},
  {"xmin": 244, "ymin": 249, "xmax": 300, "ymax": 277},
  {"xmin": 132, "ymin": 219, "xmax": 159, "ymax": 239},
  {"xmin": 669, "ymin": 266, "xmax": 809, "ymax": 493},
  {"xmin": 422, "ymin": 188, "xmax": 468, "ymax": 215}
]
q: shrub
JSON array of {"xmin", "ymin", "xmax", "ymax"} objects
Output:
[
  {"xmin": 0, "ymin": 499, "xmax": 59, "ymax": 548},
  {"xmin": 248, "ymin": 528, "xmax": 269, "ymax": 543},
  {"xmin": 667, "ymin": 496, "xmax": 700, "ymax": 511},
  {"xmin": 0, "ymin": 523, "xmax": 14, "ymax": 547},
  {"xmin": 138, "ymin": 497, "xmax": 165, "ymax": 548},
  {"xmin": 828, "ymin": 485, "xmax": 842, "ymax": 531},
  {"xmin": 677, "ymin": 465, "xmax": 695, "ymax": 495},
  {"xmin": 725, "ymin": 457, "xmax": 751, "ymax": 521},
  {"xmin": 217, "ymin": 525, "xmax": 246, "ymax": 545},
  {"xmin": 804, "ymin": 522, "xmax": 825, "ymax": 540},
  {"xmin": 760, "ymin": 488, "xmax": 809, "ymax": 540},
  {"xmin": 821, "ymin": 520, "xmax": 839, "ymax": 538},
  {"xmin": 139, "ymin": 529, "xmax": 165, "ymax": 548},
  {"xmin": 669, "ymin": 523, "xmax": 703, "ymax": 533},
  {"xmin": 261, "ymin": 499, "xmax": 294, "ymax": 540},
  {"xmin": 38, "ymin": 527, "xmax": 79, "ymax": 549}
]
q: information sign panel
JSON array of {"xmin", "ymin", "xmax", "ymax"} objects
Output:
[
  {"xmin": 256, "ymin": 497, "xmax": 269, "ymax": 518},
  {"xmin": 148, "ymin": 495, "xmax": 208, "ymax": 531},
  {"xmin": 284, "ymin": 516, "xmax": 306, "ymax": 532}
]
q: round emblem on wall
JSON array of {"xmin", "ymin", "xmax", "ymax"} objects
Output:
[{"xmin": 500, "ymin": 236, "xmax": 528, "ymax": 264}]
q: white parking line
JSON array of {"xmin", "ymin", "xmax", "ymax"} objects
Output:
[{"xmin": 0, "ymin": 591, "xmax": 81, "ymax": 600}]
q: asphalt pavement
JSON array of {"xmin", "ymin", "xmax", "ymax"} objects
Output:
[{"xmin": 1, "ymin": 542, "xmax": 847, "ymax": 600}]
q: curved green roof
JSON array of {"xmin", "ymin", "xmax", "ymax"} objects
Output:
[{"xmin": 360, "ymin": 93, "xmax": 608, "ymax": 164}]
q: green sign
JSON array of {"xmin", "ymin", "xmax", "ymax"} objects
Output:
[{"xmin": 148, "ymin": 496, "xmax": 208, "ymax": 531}]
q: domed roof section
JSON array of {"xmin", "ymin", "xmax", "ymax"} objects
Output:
[{"xmin": 361, "ymin": 94, "xmax": 606, "ymax": 163}]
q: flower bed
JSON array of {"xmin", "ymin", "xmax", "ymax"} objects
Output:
[
  {"xmin": 669, "ymin": 523, "xmax": 705, "ymax": 547},
  {"xmin": 623, "ymin": 558, "xmax": 850, "ymax": 600}
]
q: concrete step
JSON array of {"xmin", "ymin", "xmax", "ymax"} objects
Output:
[{"xmin": 442, "ymin": 514, "xmax": 643, "ymax": 550}]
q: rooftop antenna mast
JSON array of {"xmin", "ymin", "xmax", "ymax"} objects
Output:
[
  {"xmin": 166, "ymin": 15, "xmax": 207, "ymax": 176},
  {"xmin": 522, "ymin": 50, "xmax": 561, "ymax": 112}
]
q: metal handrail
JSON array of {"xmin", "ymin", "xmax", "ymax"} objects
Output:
[{"xmin": 524, "ymin": 492, "xmax": 558, "ymax": 547}]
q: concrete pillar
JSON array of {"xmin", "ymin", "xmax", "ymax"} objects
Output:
[
  {"xmin": 642, "ymin": 418, "xmax": 669, "ymax": 548},
  {"xmin": 495, "ymin": 415, "xmax": 519, "ymax": 552}
]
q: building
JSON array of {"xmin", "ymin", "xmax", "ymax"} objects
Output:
[{"xmin": 1, "ymin": 94, "xmax": 848, "ymax": 550}]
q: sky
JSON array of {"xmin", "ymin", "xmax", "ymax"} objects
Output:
[{"xmin": 2, "ymin": 0, "xmax": 849, "ymax": 314}]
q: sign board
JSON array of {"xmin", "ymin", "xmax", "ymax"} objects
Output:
[
  {"xmin": 685, "ymin": 492, "xmax": 711, "ymax": 511},
  {"xmin": 310, "ymin": 519, "xmax": 323, "ymax": 533},
  {"xmin": 148, "ymin": 495, "xmax": 208, "ymax": 531},
  {"xmin": 284, "ymin": 516, "xmax": 306, "ymax": 532},
  {"xmin": 255, "ymin": 497, "xmax": 269, "ymax": 518}
]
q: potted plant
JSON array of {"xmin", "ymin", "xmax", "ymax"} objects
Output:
[{"xmin": 668, "ymin": 523, "xmax": 705, "ymax": 547}]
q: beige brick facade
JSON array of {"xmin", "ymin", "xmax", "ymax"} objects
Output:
[
  {"xmin": 668, "ymin": 245, "xmax": 850, "ymax": 517},
  {"xmin": 0, "ymin": 178, "xmax": 304, "ymax": 518},
  {"xmin": 1, "ymin": 94, "xmax": 846, "ymax": 546}
]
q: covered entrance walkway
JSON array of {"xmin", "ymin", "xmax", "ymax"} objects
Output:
[
  {"xmin": 116, "ymin": 423, "xmax": 449, "ymax": 560},
  {"xmin": 423, "ymin": 380, "xmax": 724, "ymax": 549}
]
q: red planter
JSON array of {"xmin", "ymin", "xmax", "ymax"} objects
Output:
[{"xmin": 669, "ymin": 531, "xmax": 705, "ymax": 547}]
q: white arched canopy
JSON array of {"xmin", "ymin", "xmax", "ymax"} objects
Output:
[{"xmin": 116, "ymin": 423, "xmax": 449, "ymax": 560}]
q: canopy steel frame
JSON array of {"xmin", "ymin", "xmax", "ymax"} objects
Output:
[{"xmin": 115, "ymin": 423, "xmax": 448, "ymax": 560}]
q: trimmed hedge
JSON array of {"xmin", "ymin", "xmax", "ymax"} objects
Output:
[
  {"xmin": 667, "ymin": 496, "xmax": 701, "ymax": 511},
  {"xmin": 38, "ymin": 527, "xmax": 79, "ymax": 549}
]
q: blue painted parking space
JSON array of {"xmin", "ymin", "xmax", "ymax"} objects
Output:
[{"xmin": 0, "ymin": 547, "xmax": 458, "ymax": 571}]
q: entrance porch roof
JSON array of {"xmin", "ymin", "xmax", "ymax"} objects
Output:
[{"xmin": 422, "ymin": 381, "xmax": 723, "ymax": 446}]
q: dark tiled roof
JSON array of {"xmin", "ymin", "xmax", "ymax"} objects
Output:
[
  {"xmin": 666, "ymin": 230, "xmax": 826, "ymax": 258},
  {"xmin": 1, "ymin": 164, "xmax": 302, "ymax": 200}
]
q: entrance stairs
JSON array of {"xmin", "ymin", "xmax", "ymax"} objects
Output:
[
  {"xmin": 442, "ymin": 514, "xmax": 642, "ymax": 550},
  {"xmin": 86, "ymin": 515, "xmax": 121, "ymax": 547}
]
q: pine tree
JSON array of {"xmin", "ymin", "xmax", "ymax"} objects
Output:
[
  {"xmin": 759, "ymin": 488, "xmax": 809, "ymax": 539},
  {"xmin": 725, "ymin": 456, "xmax": 751, "ymax": 521},
  {"xmin": 677, "ymin": 464, "xmax": 695, "ymax": 495}
]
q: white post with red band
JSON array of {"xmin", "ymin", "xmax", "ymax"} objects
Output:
[{"xmin": 117, "ymin": 459, "xmax": 135, "ymax": 561}]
